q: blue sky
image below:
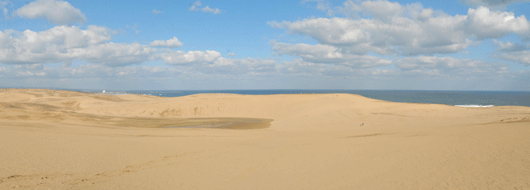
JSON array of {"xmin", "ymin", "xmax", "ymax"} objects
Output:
[{"xmin": 0, "ymin": 0, "xmax": 529, "ymax": 90}]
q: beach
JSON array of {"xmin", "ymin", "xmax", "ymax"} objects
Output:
[{"xmin": 1, "ymin": 88, "xmax": 529, "ymax": 189}]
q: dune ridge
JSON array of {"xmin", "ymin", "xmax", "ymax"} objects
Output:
[{"xmin": 1, "ymin": 89, "xmax": 530, "ymax": 189}]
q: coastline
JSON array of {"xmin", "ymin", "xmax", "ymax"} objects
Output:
[{"xmin": 92, "ymin": 89, "xmax": 530, "ymax": 107}]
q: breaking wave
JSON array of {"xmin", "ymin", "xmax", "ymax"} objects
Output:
[{"xmin": 454, "ymin": 105, "xmax": 494, "ymax": 108}]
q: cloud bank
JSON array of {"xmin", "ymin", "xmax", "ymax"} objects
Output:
[
  {"xmin": 269, "ymin": 1, "xmax": 530, "ymax": 57},
  {"xmin": 0, "ymin": 0, "xmax": 528, "ymax": 90},
  {"xmin": 0, "ymin": 26, "xmax": 155, "ymax": 66},
  {"xmin": 14, "ymin": 0, "xmax": 86, "ymax": 25}
]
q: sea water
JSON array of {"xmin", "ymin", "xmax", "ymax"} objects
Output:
[{"xmin": 111, "ymin": 90, "xmax": 530, "ymax": 107}]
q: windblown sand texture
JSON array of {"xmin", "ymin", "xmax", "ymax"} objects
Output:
[{"xmin": 1, "ymin": 89, "xmax": 529, "ymax": 189}]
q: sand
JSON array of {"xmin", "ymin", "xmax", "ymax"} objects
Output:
[{"xmin": 0, "ymin": 88, "xmax": 529, "ymax": 189}]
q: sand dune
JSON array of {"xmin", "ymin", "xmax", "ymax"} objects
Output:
[{"xmin": 1, "ymin": 89, "xmax": 529, "ymax": 189}]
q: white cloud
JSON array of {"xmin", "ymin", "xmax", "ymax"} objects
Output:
[
  {"xmin": 1, "ymin": 0, "xmax": 10, "ymax": 19},
  {"xmin": 301, "ymin": 0, "xmax": 334, "ymax": 15},
  {"xmin": 189, "ymin": 0, "xmax": 202, "ymax": 11},
  {"xmin": 227, "ymin": 52, "xmax": 236, "ymax": 56},
  {"xmin": 466, "ymin": 6, "xmax": 530, "ymax": 39},
  {"xmin": 189, "ymin": 1, "xmax": 222, "ymax": 14},
  {"xmin": 150, "ymin": 37, "xmax": 183, "ymax": 48},
  {"xmin": 201, "ymin": 6, "xmax": 221, "ymax": 14},
  {"xmin": 158, "ymin": 49, "xmax": 277, "ymax": 74},
  {"xmin": 276, "ymin": 59, "xmax": 359, "ymax": 77},
  {"xmin": 13, "ymin": 63, "xmax": 44, "ymax": 70},
  {"xmin": 269, "ymin": 0, "xmax": 530, "ymax": 56},
  {"xmin": 360, "ymin": 0, "xmax": 404, "ymax": 22},
  {"xmin": 0, "ymin": 60, "xmax": 280, "ymax": 90},
  {"xmin": 396, "ymin": 56, "xmax": 509, "ymax": 76},
  {"xmin": 14, "ymin": 0, "xmax": 86, "ymax": 25},
  {"xmin": 160, "ymin": 50, "xmax": 221, "ymax": 65},
  {"xmin": 491, "ymin": 39, "xmax": 527, "ymax": 52},
  {"xmin": 491, "ymin": 39, "xmax": 530, "ymax": 66},
  {"xmin": 74, "ymin": 42, "xmax": 157, "ymax": 67},
  {"xmin": 274, "ymin": 55, "xmax": 509, "ymax": 81},
  {"xmin": 305, "ymin": 0, "xmax": 362, "ymax": 18},
  {"xmin": 460, "ymin": 0, "xmax": 530, "ymax": 8},
  {"xmin": 205, "ymin": 57, "xmax": 277, "ymax": 74},
  {"xmin": 126, "ymin": 24, "xmax": 140, "ymax": 34},
  {"xmin": 0, "ymin": 26, "xmax": 275, "ymax": 70},
  {"xmin": 269, "ymin": 16, "xmax": 471, "ymax": 56},
  {"xmin": 494, "ymin": 51, "xmax": 530, "ymax": 65},
  {"xmin": 0, "ymin": 55, "xmax": 519, "ymax": 90},
  {"xmin": 0, "ymin": 25, "xmax": 110, "ymax": 64},
  {"xmin": 272, "ymin": 41, "xmax": 392, "ymax": 68},
  {"xmin": 0, "ymin": 26, "xmax": 157, "ymax": 66},
  {"xmin": 152, "ymin": 9, "xmax": 162, "ymax": 14}
]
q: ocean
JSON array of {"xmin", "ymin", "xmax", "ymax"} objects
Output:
[{"xmin": 97, "ymin": 90, "xmax": 530, "ymax": 107}]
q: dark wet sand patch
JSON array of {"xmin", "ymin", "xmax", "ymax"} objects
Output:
[
  {"xmin": 112, "ymin": 117, "xmax": 273, "ymax": 130},
  {"xmin": 0, "ymin": 104, "xmax": 273, "ymax": 130},
  {"xmin": 341, "ymin": 133, "xmax": 393, "ymax": 138},
  {"xmin": 170, "ymin": 118, "xmax": 273, "ymax": 130}
]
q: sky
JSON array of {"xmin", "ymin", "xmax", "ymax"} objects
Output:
[{"xmin": 0, "ymin": 0, "xmax": 529, "ymax": 90}]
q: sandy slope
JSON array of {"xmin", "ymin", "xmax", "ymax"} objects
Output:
[{"xmin": 0, "ymin": 89, "xmax": 529, "ymax": 189}]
